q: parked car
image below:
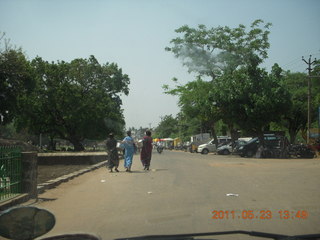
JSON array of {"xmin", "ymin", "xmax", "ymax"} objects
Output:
[
  {"xmin": 197, "ymin": 136, "xmax": 231, "ymax": 154},
  {"xmin": 237, "ymin": 134, "xmax": 289, "ymax": 158},
  {"xmin": 217, "ymin": 140, "xmax": 247, "ymax": 155}
]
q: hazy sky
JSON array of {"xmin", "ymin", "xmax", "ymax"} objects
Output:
[{"xmin": 1, "ymin": 0, "xmax": 319, "ymax": 129}]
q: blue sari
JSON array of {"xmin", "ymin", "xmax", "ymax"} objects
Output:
[{"xmin": 122, "ymin": 136, "xmax": 134, "ymax": 169}]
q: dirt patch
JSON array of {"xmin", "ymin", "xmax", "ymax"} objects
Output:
[
  {"xmin": 37, "ymin": 165, "xmax": 96, "ymax": 184},
  {"xmin": 36, "ymin": 152, "xmax": 108, "ymax": 183}
]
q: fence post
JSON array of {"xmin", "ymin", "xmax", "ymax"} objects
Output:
[{"xmin": 21, "ymin": 152, "xmax": 38, "ymax": 199}]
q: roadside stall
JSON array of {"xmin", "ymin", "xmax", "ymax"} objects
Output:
[{"xmin": 173, "ymin": 138, "xmax": 182, "ymax": 149}]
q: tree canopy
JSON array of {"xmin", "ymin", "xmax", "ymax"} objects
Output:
[
  {"xmin": 0, "ymin": 33, "xmax": 34, "ymax": 125},
  {"xmin": 213, "ymin": 63, "xmax": 290, "ymax": 138},
  {"xmin": 16, "ymin": 55, "xmax": 130, "ymax": 150},
  {"xmin": 163, "ymin": 77, "xmax": 220, "ymax": 144},
  {"xmin": 165, "ymin": 19, "xmax": 272, "ymax": 79},
  {"xmin": 153, "ymin": 115, "xmax": 179, "ymax": 139},
  {"xmin": 164, "ymin": 20, "xmax": 299, "ymax": 145}
]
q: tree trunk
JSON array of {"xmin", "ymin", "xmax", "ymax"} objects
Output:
[
  {"xmin": 257, "ymin": 130, "xmax": 265, "ymax": 147},
  {"xmin": 48, "ymin": 136, "xmax": 56, "ymax": 151},
  {"xmin": 211, "ymin": 122, "xmax": 218, "ymax": 148},
  {"xmin": 255, "ymin": 129, "xmax": 265, "ymax": 158},
  {"xmin": 228, "ymin": 123, "xmax": 239, "ymax": 151},
  {"xmin": 289, "ymin": 129, "xmax": 297, "ymax": 144},
  {"xmin": 69, "ymin": 137, "xmax": 85, "ymax": 151},
  {"xmin": 228, "ymin": 123, "xmax": 239, "ymax": 141}
]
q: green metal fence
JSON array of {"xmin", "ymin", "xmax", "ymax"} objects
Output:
[{"xmin": 0, "ymin": 146, "xmax": 22, "ymax": 201}]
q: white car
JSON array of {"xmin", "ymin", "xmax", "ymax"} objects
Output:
[
  {"xmin": 217, "ymin": 142, "xmax": 233, "ymax": 155},
  {"xmin": 197, "ymin": 140, "xmax": 217, "ymax": 154},
  {"xmin": 197, "ymin": 136, "xmax": 231, "ymax": 154}
]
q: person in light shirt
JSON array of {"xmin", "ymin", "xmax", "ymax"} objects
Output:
[{"xmin": 121, "ymin": 131, "xmax": 135, "ymax": 172}]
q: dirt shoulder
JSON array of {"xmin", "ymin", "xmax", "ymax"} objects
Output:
[
  {"xmin": 37, "ymin": 164, "xmax": 95, "ymax": 184},
  {"xmin": 37, "ymin": 151, "xmax": 109, "ymax": 183}
]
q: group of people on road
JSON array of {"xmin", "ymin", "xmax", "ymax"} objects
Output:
[{"xmin": 105, "ymin": 130, "xmax": 153, "ymax": 173}]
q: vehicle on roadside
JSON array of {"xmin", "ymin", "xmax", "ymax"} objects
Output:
[
  {"xmin": 197, "ymin": 136, "xmax": 231, "ymax": 154},
  {"xmin": 237, "ymin": 134, "xmax": 289, "ymax": 158},
  {"xmin": 237, "ymin": 137, "xmax": 259, "ymax": 157},
  {"xmin": 217, "ymin": 139, "xmax": 248, "ymax": 155},
  {"xmin": 288, "ymin": 143, "xmax": 315, "ymax": 158}
]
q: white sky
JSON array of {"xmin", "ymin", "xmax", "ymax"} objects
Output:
[{"xmin": 1, "ymin": 0, "xmax": 319, "ymax": 129}]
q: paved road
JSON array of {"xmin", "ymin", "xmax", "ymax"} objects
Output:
[{"xmin": 27, "ymin": 151, "xmax": 320, "ymax": 240}]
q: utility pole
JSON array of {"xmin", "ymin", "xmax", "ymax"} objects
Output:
[{"xmin": 302, "ymin": 55, "xmax": 317, "ymax": 144}]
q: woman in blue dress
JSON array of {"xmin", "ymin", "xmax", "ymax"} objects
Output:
[{"xmin": 122, "ymin": 131, "xmax": 135, "ymax": 172}]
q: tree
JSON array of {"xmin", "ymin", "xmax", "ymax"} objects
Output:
[
  {"xmin": 280, "ymin": 65, "xmax": 320, "ymax": 144},
  {"xmin": 165, "ymin": 19, "xmax": 271, "ymax": 80},
  {"xmin": 0, "ymin": 33, "xmax": 34, "ymax": 125},
  {"xmin": 153, "ymin": 115, "xmax": 179, "ymax": 138},
  {"xmin": 175, "ymin": 112, "xmax": 202, "ymax": 142},
  {"xmin": 279, "ymin": 72, "xmax": 308, "ymax": 143},
  {"xmin": 16, "ymin": 55, "xmax": 130, "ymax": 151},
  {"xmin": 165, "ymin": 20, "xmax": 272, "ymax": 144},
  {"xmin": 163, "ymin": 77, "xmax": 221, "ymax": 145},
  {"xmin": 213, "ymin": 63, "xmax": 291, "ymax": 143},
  {"xmin": 311, "ymin": 59, "xmax": 320, "ymax": 127}
]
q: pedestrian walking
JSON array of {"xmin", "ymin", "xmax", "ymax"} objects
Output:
[
  {"xmin": 122, "ymin": 131, "xmax": 135, "ymax": 172},
  {"xmin": 106, "ymin": 133, "xmax": 119, "ymax": 173},
  {"xmin": 140, "ymin": 130, "xmax": 153, "ymax": 170}
]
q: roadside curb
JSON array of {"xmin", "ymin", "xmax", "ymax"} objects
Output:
[{"xmin": 37, "ymin": 160, "xmax": 107, "ymax": 194}]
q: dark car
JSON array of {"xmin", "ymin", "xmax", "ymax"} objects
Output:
[
  {"xmin": 237, "ymin": 134, "xmax": 289, "ymax": 158},
  {"xmin": 217, "ymin": 140, "xmax": 247, "ymax": 155},
  {"xmin": 237, "ymin": 137, "xmax": 259, "ymax": 157}
]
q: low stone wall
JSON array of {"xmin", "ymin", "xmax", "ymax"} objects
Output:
[{"xmin": 37, "ymin": 152, "xmax": 108, "ymax": 165}]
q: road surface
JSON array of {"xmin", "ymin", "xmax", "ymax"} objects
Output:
[{"xmin": 26, "ymin": 150, "xmax": 320, "ymax": 240}]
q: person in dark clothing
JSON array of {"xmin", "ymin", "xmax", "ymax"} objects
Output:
[
  {"xmin": 106, "ymin": 133, "xmax": 119, "ymax": 172},
  {"xmin": 140, "ymin": 130, "xmax": 153, "ymax": 170}
]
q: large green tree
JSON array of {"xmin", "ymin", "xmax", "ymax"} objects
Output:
[
  {"xmin": 16, "ymin": 55, "xmax": 129, "ymax": 150},
  {"xmin": 280, "ymin": 72, "xmax": 308, "ymax": 143},
  {"xmin": 311, "ymin": 60, "xmax": 320, "ymax": 128},
  {"xmin": 153, "ymin": 115, "xmax": 179, "ymax": 139},
  {"xmin": 213, "ymin": 63, "xmax": 291, "ymax": 142},
  {"xmin": 165, "ymin": 20, "xmax": 273, "ymax": 144},
  {"xmin": 280, "ymin": 63, "xmax": 320, "ymax": 143},
  {"xmin": 163, "ymin": 77, "xmax": 221, "ymax": 145},
  {"xmin": 0, "ymin": 33, "xmax": 34, "ymax": 125},
  {"xmin": 165, "ymin": 19, "xmax": 271, "ymax": 80}
]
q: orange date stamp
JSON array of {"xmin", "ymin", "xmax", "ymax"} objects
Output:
[{"xmin": 212, "ymin": 210, "xmax": 309, "ymax": 220}]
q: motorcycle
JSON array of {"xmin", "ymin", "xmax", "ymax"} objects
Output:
[
  {"xmin": 288, "ymin": 144, "xmax": 315, "ymax": 158},
  {"xmin": 156, "ymin": 145, "xmax": 163, "ymax": 154}
]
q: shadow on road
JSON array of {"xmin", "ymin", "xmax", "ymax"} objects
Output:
[{"xmin": 37, "ymin": 197, "xmax": 58, "ymax": 202}]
